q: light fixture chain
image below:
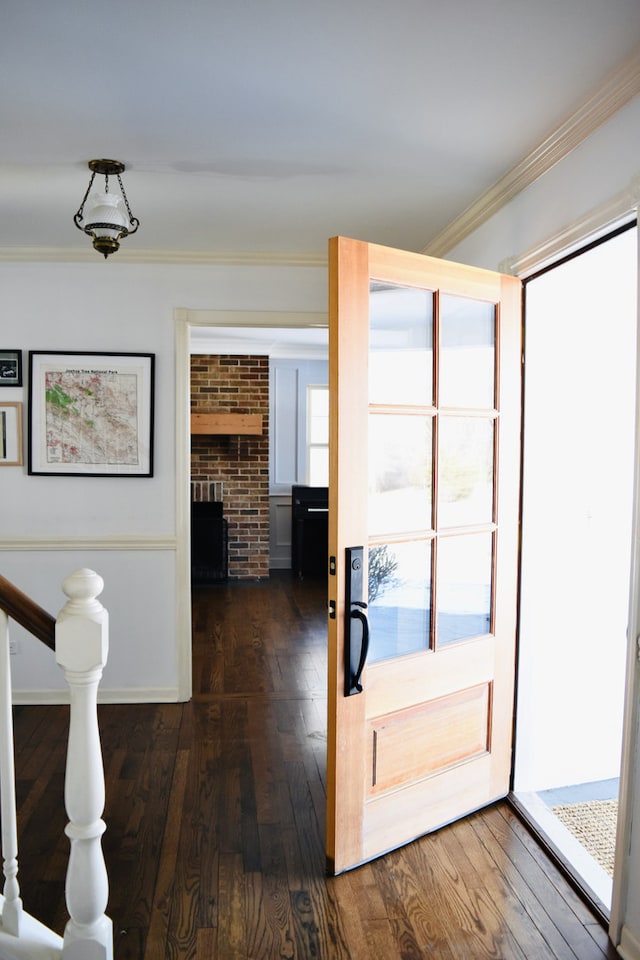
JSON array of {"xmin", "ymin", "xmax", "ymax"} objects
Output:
[
  {"xmin": 74, "ymin": 170, "xmax": 97, "ymax": 222},
  {"xmin": 116, "ymin": 173, "xmax": 137, "ymax": 225}
]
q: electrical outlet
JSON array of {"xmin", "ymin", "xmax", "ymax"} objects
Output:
[{"xmin": 9, "ymin": 637, "xmax": 20, "ymax": 656}]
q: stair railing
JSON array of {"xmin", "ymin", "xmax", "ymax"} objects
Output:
[{"xmin": 0, "ymin": 569, "xmax": 112, "ymax": 960}]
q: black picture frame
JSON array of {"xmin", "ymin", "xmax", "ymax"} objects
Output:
[
  {"xmin": 0, "ymin": 350, "xmax": 22, "ymax": 387},
  {"xmin": 28, "ymin": 351, "xmax": 155, "ymax": 477}
]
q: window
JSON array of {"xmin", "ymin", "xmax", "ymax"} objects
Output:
[{"xmin": 307, "ymin": 385, "xmax": 328, "ymax": 485}]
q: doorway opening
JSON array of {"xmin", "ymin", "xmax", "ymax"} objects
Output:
[
  {"xmin": 512, "ymin": 222, "xmax": 638, "ymax": 918},
  {"xmin": 186, "ymin": 319, "xmax": 329, "ymax": 584}
]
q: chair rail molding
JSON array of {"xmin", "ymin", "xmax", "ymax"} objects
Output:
[{"xmin": 0, "ymin": 535, "xmax": 177, "ymax": 551}]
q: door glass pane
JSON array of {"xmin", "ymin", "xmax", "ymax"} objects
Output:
[
  {"xmin": 368, "ymin": 540, "xmax": 431, "ymax": 662},
  {"xmin": 369, "ymin": 282, "xmax": 433, "ymax": 406},
  {"xmin": 439, "ymin": 295, "xmax": 495, "ymax": 409},
  {"xmin": 369, "ymin": 414, "xmax": 433, "ymax": 536},
  {"xmin": 438, "ymin": 417, "xmax": 494, "ymax": 527},
  {"xmin": 437, "ymin": 533, "xmax": 493, "ymax": 646}
]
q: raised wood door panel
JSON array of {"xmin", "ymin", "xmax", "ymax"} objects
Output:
[{"xmin": 327, "ymin": 237, "xmax": 521, "ymax": 875}]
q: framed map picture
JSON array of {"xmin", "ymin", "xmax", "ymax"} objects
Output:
[{"xmin": 28, "ymin": 351, "xmax": 155, "ymax": 476}]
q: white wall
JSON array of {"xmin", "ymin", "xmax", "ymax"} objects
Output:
[
  {"xmin": 445, "ymin": 97, "xmax": 640, "ymax": 955},
  {"xmin": 0, "ymin": 260, "xmax": 326, "ymax": 700}
]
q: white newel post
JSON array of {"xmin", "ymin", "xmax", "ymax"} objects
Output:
[
  {"xmin": 56, "ymin": 569, "xmax": 113, "ymax": 960},
  {"xmin": 0, "ymin": 609, "xmax": 22, "ymax": 936}
]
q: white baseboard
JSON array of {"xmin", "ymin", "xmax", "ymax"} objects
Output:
[
  {"xmin": 619, "ymin": 926, "xmax": 640, "ymax": 960},
  {"xmin": 12, "ymin": 687, "xmax": 183, "ymax": 705}
]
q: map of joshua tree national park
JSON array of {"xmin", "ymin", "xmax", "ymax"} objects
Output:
[
  {"xmin": 44, "ymin": 367, "xmax": 140, "ymax": 466},
  {"xmin": 29, "ymin": 351, "xmax": 154, "ymax": 477}
]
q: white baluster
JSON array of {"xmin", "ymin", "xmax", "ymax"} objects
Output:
[
  {"xmin": 0, "ymin": 609, "xmax": 22, "ymax": 935},
  {"xmin": 56, "ymin": 569, "xmax": 112, "ymax": 960}
]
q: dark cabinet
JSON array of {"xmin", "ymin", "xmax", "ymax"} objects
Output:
[{"xmin": 291, "ymin": 485, "xmax": 328, "ymax": 578}]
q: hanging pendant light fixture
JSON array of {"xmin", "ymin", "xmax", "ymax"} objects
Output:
[{"xmin": 74, "ymin": 159, "xmax": 140, "ymax": 258}]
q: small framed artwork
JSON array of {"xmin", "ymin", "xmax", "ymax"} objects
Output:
[
  {"xmin": 0, "ymin": 350, "xmax": 22, "ymax": 387},
  {"xmin": 0, "ymin": 402, "xmax": 23, "ymax": 466},
  {"xmin": 28, "ymin": 351, "xmax": 155, "ymax": 477}
]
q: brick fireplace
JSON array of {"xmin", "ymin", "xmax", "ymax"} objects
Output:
[{"xmin": 190, "ymin": 355, "xmax": 270, "ymax": 579}]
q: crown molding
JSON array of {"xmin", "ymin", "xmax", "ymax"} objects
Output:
[
  {"xmin": 0, "ymin": 246, "xmax": 328, "ymax": 267},
  {"xmin": 422, "ymin": 49, "xmax": 640, "ymax": 259}
]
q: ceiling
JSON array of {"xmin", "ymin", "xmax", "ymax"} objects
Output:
[{"xmin": 2, "ymin": 0, "xmax": 640, "ymax": 261}]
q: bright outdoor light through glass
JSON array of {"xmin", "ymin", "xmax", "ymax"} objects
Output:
[
  {"xmin": 367, "ymin": 539, "xmax": 431, "ymax": 662},
  {"xmin": 436, "ymin": 533, "xmax": 493, "ymax": 645},
  {"xmin": 367, "ymin": 279, "xmax": 498, "ymax": 662},
  {"xmin": 440, "ymin": 295, "xmax": 495, "ymax": 409},
  {"xmin": 369, "ymin": 414, "xmax": 432, "ymax": 536},
  {"xmin": 369, "ymin": 283, "xmax": 433, "ymax": 406},
  {"xmin": 438, "ymin": 416, "xmax": 494, "ymax": 528}
]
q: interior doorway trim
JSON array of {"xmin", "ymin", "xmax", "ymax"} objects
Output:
[
  {"xmin": 174, "ymin": 307, "xmax": 328, "ymax": 701},
  {"xmin": 500, "ymin": 173, "xmax": 639, "ymax": 278}
]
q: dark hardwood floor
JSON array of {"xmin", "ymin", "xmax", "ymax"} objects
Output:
[{"xmin": 13, "ymin": 572, "xmax": 617, "ymax": 959}]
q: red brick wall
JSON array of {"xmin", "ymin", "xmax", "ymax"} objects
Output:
[{"xmin": 191, "ymin": 355, "xmax": 269, "ymax": 579}]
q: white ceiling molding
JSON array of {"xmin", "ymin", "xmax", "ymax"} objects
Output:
[
  {"xmin": 0, "ymin": 246, "xmax": 327, "ymax": 267},
  {"xmin": 422, "ymin": 49, "xmax": 640, "ymax": 260},
  {"xmin": 499, "ymin": 174, "xmax": 639, "ymax": 278}
]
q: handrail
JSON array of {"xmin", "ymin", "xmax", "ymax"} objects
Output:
[{"xmin": 0, "ymin": 575, "xmax": 55, "ymax": 650}]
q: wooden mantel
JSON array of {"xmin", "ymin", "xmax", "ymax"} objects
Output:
[{"xmin": 191, "ymin": 412, "xmax": 263, "ymax": 436}]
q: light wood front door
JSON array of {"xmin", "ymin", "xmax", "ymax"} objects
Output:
[{"xmin": 326, "ymin": 237, "xmax": 522, "ymax": 874}]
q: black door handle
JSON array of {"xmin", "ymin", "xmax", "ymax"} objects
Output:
[
  {"xmin": 349, "ymin": 603, "xmax": 369, "ymax": 694},
  {"xmin": 345, "ymin": 547, "xmax": 370, "ymax": 696}
]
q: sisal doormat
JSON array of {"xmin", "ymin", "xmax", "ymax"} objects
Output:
[{"xmin": 551, "ymin": 799, "xmax": 617, "ymax": 876}]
